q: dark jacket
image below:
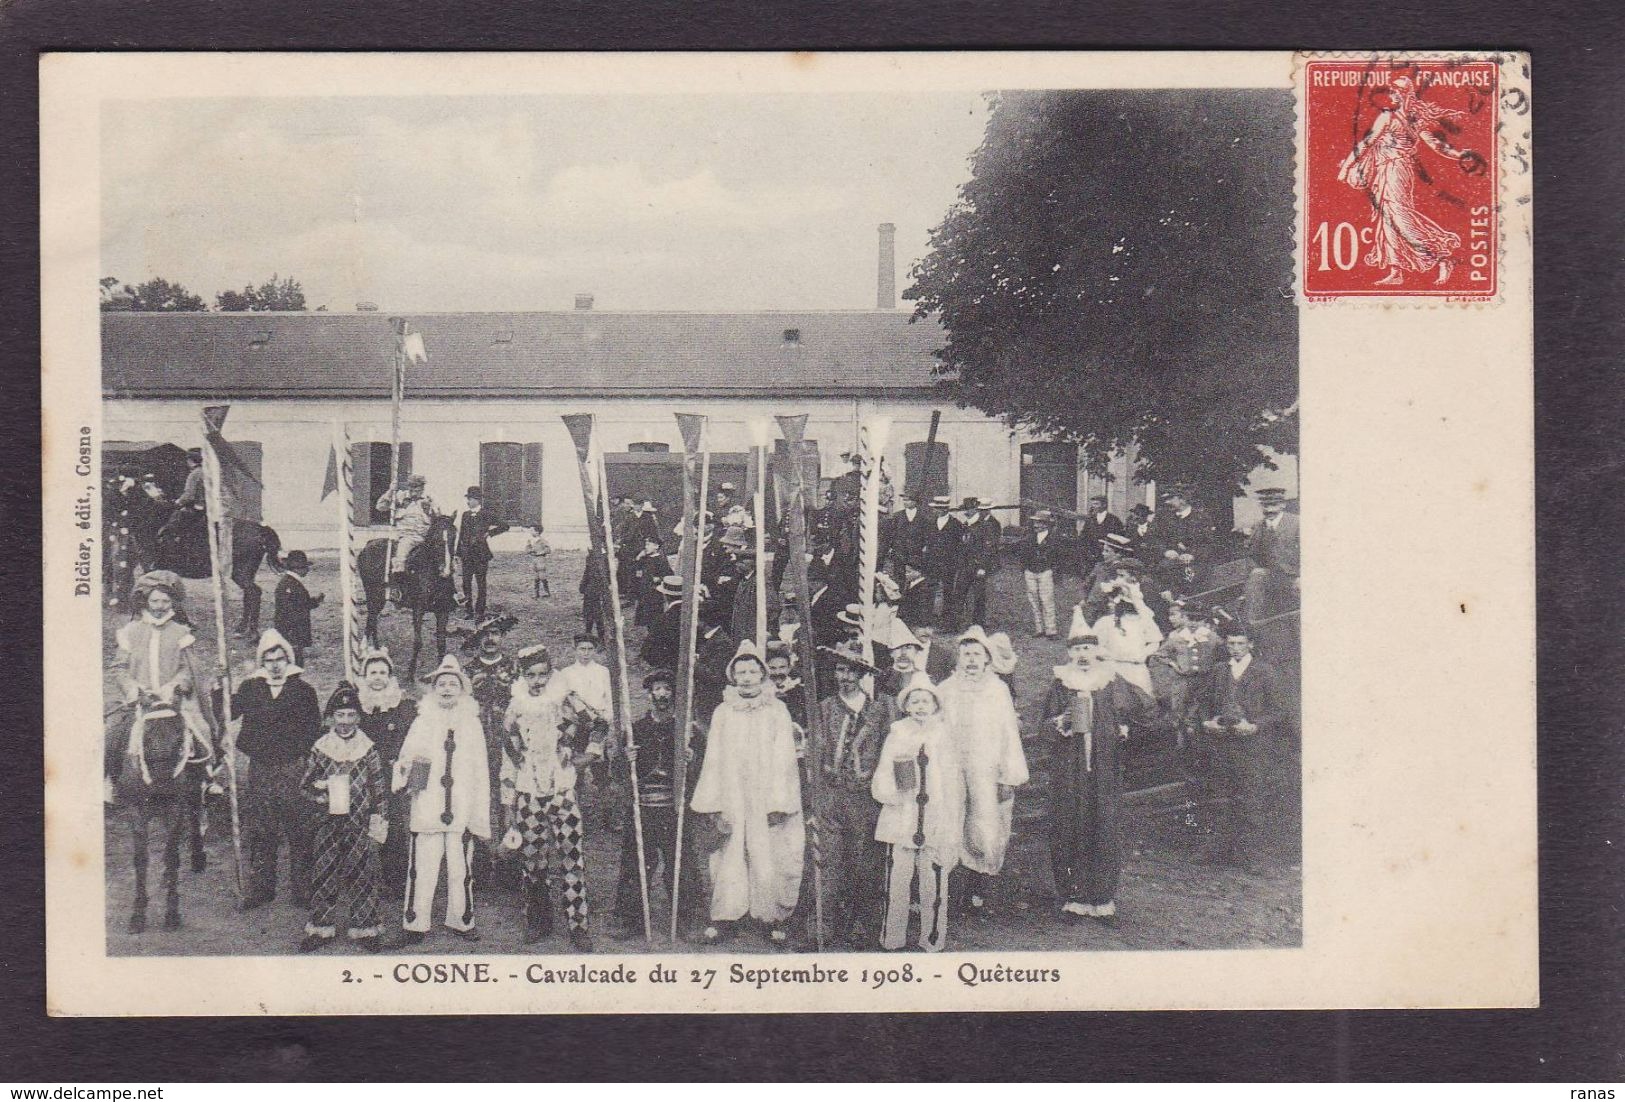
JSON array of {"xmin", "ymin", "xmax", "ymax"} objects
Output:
[
  {"xmin": 273, "ymin": 573, "xmax": 322, "ymax": 649},
  {"xmin": 882, "ymin": 508, "xmax": 931, "ymax": 576},
  {"xmin": 815, "ymin": 691, "xmax": 896, "ymax": 790},
  {"xmin": 233, "ymin": 675, "xmax": 322, "ymax": 767},
  {"xmin": 922, "ymin": 514, "xmax": 964, "ymax": 582},
  {"xmin": 454, "ymin": 507, "xmax": 509, "ymax": 567},
  {"xmin": 1202, "ymin": 657, "xmax": 1293, "ymax": 739},
  {"xmin": 1014, "ymin": 527, "xmax": 1064, "ymax": 574},
  {"xmin": 360, "ymin": 696, "xmax": 418, "ymax": 766},
  {"xmin": 1148, "ymin": 505, "xmax": 1216, "ymax": 565},
  {"xmin": 1076, "ymin": 510, "xmax": 1125, "ymax": 571},
  {"xmin": 630, "ymin": 711, "xmax": 678, "ymax": 806},
  {"xmin": 955, "ymin": 515, "xmax": 1002, "ymax": 585},
  {"xmin": 1247, "ymin": 513, "xmax": 1300, "ymax": 578}
]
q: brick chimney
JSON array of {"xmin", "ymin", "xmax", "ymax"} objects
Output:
[
  {"xmin": 574, "ymin": 292, "xmax": 595, "ymax": 310},
  {"xmin": 876, "ymin": 223, "xmax": 896, "ymax": 310}
]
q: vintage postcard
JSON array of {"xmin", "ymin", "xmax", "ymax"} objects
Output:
[{"xmin": 41, "ymin": 50, "xmax": 1535, "ymax": 1015}]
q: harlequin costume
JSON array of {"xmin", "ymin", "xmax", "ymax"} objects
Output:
[
  {"xmin": 873, "ymin": 674, "xmax": 964, "ymax": 952},
  {"xmin": 300, "ymin": 683, "xmax": 387, "ymax": 951},
  {"xmin": 500, "ymin": 645, "xmax": 593, "ymax": 949},
  {"xmin": 395, "ymin": 655, "xmax": 492, "ymax": 939}
]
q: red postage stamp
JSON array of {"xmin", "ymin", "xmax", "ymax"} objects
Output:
[{"xmin": 1302, "ymin": 57, "xmax": 1499, "ymax": 300}]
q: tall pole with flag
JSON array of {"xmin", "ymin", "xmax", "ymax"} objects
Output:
[
  {"xmin": 327, "ymin": 423, "xmax": 365, "ymax": 683},
  {"xmin": 670, "ymin": 412, "xmax": 709, "ymax": 944},
  {"xmin": 562, "ymin": 414, "xmax": 653, "ymax": 942},
  {"xmin": 384, "ymin": 318, "xmax": 426, "ymax": 569},
  {"xmin": 775, "ymin": 413, "xmax": 825, "ymax": 949},
  {"xmin": 198, "ymin": 405, "xmax": 247, "ymax": 902}
]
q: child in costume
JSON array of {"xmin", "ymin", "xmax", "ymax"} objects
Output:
[
  {"xmin": 300, "ymin": 682, "xmax": 388, "ymax": 953},
  {"xmin": 873, "ymin": 674, "xmax": 965, "ymax": 952},
  {"xmin": 394, "ymin": 655, "xmax": 491, "ymax": 943},
  {"xmin": 465, "ymin": 614, "xmax": 518, "ymax": 855},
  {"xmin": 689, "ymin": 640, "xmax": 805, "ymax": 946},
  {"xmin": 273, "ymin": 550, "xmax": 323, "ymax": 666},
  {"xmin": 500, "ymin": 644, "xmax": 596, "ymax": 951},
  {"xmin": 110, "ymin": 570, "xmax": 214, "ymax": 933},
  {"xmin": 526, "ymin": 525, "xmax": 553, "ymax": 598},
  {"xmin": 356, "ymin": 648, "xmax": 416, "ymax": 903},
  {"xmin": 936, "ymin": 625, "xmax": 1029, "ymax": 915}
]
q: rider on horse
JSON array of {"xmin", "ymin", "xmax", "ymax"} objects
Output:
[{"xmin": 377, "ymin": 474, "xmax": 436, "ymax": 603}]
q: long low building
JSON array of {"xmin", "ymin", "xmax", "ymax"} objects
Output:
[{"xmin": 101, "ymin": 304, "xmax": 1296, "ymax": 552}]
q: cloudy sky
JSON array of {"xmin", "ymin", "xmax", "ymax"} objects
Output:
[{"xmin": 101, "ymin": 93, "xmax": 990, "ymax": 313}]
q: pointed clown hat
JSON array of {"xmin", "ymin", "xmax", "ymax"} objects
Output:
[
  {"xmin": 955, "ymin": 624, "xmax": 994, "ymax": 660},
  {"xmin": 1067, "ymin": 605, "xmax": 1094, "ymax": 644},
  {"xmin": 726, "ymin": 638, "xmax": 768, "ymax": 683},
  {"xmin": 895, "ymin": 671, "xmax": 943, "ymax": 712},
  {"xmin": 422, "ymin": 653, "xmax": 473, "ymax": 693}
]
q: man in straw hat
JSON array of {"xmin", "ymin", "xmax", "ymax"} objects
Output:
[
  {"xmin": 688, "ymin": 640, "xmax": 804, "ymax": 945},
  {"xmin": 921, "ymin": 494, "xmax": 962, "ymax": 625},
  {"xmin": 1243, "ymin": 486, "xmax": 1299, "ymax": 619},
  {"xmin": 234, "ymin": 628, "xmax": 322, "ymax": 910},
  {"xmin": 950, "ymin": 497, "xmax": 1000, "ymax": 631},
  {"xmin": 394, "ymin": 654, "xmax": 491, "ymax": 944},
  {"xmin": 811, "ymin": 640, "xmax": 895, "ymax": 947},
  {"xmin": 1042, "ymin": 610, "xmax": 1158, "ymax": 923},
  {"xmin": 1015, "ymin": 508, "xmax": 1063, "ymax": 638},
  {"xmin": 299, "ymin": 681, "xmax": 388, "ymax": 953},
  {"xmin": 937, "ymin": 624, "xmax": 1029, "ymax": 915}
]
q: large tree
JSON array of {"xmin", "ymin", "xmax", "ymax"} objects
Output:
[
  {"xmin": 99, "ymin": 275, "xmax": 206, "ymax": 311},
  {"xmin": 907, "ymin": 89, "xmax": 1298, "ymax": 513},
  {"xmin": 215, "ymin": 273, "xmax": 307, "ymax": 312}
]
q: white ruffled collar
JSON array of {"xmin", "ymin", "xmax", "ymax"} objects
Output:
[
  {"xmin": 314, "ymin": 728, "xmax": 374, "ymax": 762},
  {"xmin": 359, "ymin": 681, "xmax": 404, "ymax": 713}
]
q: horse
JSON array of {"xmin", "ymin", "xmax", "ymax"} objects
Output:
[
  {"xmin": 358, "ymin": 514, "xmax": 458, "ymax": 679},
  {"xmin": 108, "ymin": 698, "xmax": 211, "ymax": 933},
  {"xmin": 229, "ymin": 520, "xmax": 282, "ymax": 639}
]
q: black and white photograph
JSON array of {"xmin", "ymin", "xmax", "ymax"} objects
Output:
[{"xmin": 41, "ymin": 51, "xmax": 1533, "ymax": 1016}]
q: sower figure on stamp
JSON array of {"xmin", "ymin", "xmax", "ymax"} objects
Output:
[
  {"xmin": 937, "ymin": 625, "xmax": 1028, "ymax": 916},
  {"xmin": 612, "ymin": 669, "xmax": 703, "ymax": 940},
  {"xmin": 689, "ymin": 640, "xmax": 805, "ymax": 947},
  {"xmin": 395, "ymin": 655, "xmax": 491, "ymax": 944},
  {"xmin": 299, "ymin": 682, "xmax": 388, "ymax": 954},
  {"xmin": 1043, "ymin": 611, "xmax": 1157, "ymax": 924},
  {"xmin": 500, "ymin": 644, "xmax": 597, "ymax": 951},
  {"xmin": 234, "ymin": 628, "xmax": 322, "ymax": 910},
  {"xmin": 873, "ymin": 674, "xmax": 964, "ymax": 952},
  {"xmin": 357, "ymin": 648, "xmax": 416, "ymax": 907},
  {"xmin": 810, "ymin": 641, "xmax": 895, "ymax": 947},
  {"xmin": 110, "ymin": 571, "xmax": 214, "ymax": 933}
]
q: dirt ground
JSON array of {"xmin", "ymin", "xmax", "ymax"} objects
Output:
[{"xmin": 104, "ymin": 549, "xmax": 1301, "ymax": 956}]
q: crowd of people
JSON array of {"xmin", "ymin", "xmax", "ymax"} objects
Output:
[{"xmin": 106, "ymin": 465, "xmax": 1299, "ymax": 955}]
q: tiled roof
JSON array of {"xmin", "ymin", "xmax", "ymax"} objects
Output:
[{"xmin": 102, "ymin": 310, "xmax": 946, "ymax": 399}]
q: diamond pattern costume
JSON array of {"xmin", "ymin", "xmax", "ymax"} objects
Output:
[
  {"xmin": 301, "ymin": 730, "xmax": 386, "ymax": 940},
  {"xmin": 501, "ymin": 678, "xmax": 590, "ymax": 935}
]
